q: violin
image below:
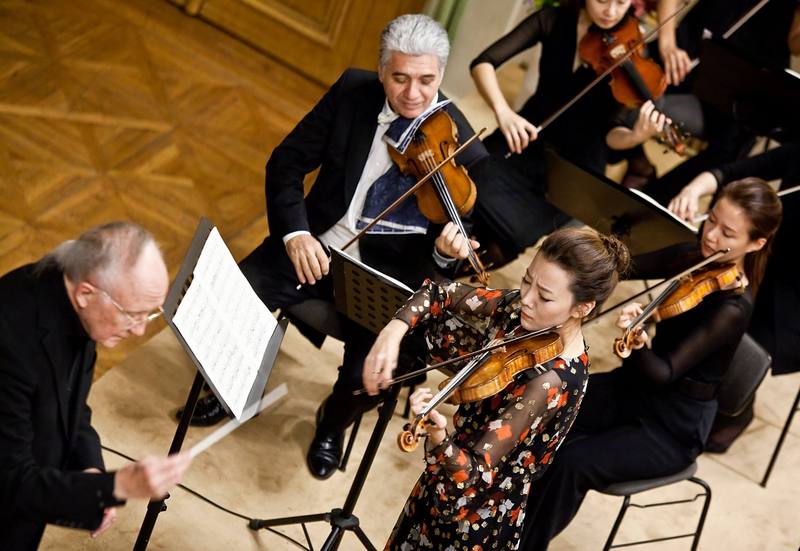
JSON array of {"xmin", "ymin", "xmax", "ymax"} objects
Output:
[
  {"xmin": 397, "ymin": 328, "xmax": 563, "ymax": 452},
  {"xmin": 388, "ymin": 109, "xmax": 490, "ymax": 286},
  {"xmin": 614, "ymin": 262, "xmax": 743, "ymax": 358},
  {"xmin": 578, "ymin": 13, "xmax": 688, "ymax": 155}
]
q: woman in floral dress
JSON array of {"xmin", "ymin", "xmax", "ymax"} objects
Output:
[{"xmin": 362, "ymin": 227, "xmax": 631, "ymax": 550}]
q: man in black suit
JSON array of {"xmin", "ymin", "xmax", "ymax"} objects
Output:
[
  {"xmin": 185, "ymin": 14, "xmax": 490, "ymax": 479},
  {"xmin": 0, "ymin": 222, "xmax": 192, "ymax": 550}
]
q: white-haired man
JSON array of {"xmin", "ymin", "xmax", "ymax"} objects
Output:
[
  {"xmin": 0, "ymin": 222, "xmax": 192, "ymax": 550},
  {"xmin": 184, "ymin": 14, "xmax": 491, "ymax": 480}
]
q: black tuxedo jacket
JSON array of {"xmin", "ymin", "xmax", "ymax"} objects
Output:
[
  {"xmin": 0, "ymin": 263, "xmax": 120, "ymax": 550},
  {"xmin": 263, "ymin": 68, "xmax": 490, "ymax": 289}
]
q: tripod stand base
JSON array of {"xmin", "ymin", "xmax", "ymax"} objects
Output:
[
  {"xmin": 249, "ymin": 508, "xmax": 374, "ymax": 551},
  {"xmin": 249, "ymin": 385, "xmax": 402, "ymax": 551}
]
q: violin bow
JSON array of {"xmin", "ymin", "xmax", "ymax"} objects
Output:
[
  {"xmin": 589, "ymin": 248, "xmax": 729, "ymax": 323},
  {"xmin": 687, "ymin": 0, "xmax": 772, "ymax": 72},
  {"xmin": 294, "ymin": 128, "xmax": 485, "ymax": 290},
  {"xmin": 340, "ymin": 128, "xmax": 486, "ymax": 252},
  {"xmin": 536, "ymin": 0, "xmax": 693, "ymax": 136},
  {"xmin": 353, "ymin": 323, "xmax": 561, "ymax": 396},
  {"xmin": 693, "ymin": 184, "xmax": 800, "ymax": 224}
]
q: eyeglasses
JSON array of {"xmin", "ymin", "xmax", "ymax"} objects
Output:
[{"xmin": 90, "ymin": 283, "xmax": 164, "ymax": 327}]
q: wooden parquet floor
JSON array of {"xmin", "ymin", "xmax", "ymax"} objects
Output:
[{"xmin": 0, "ymin": 0, "xmax": 326, "ymax": 376}]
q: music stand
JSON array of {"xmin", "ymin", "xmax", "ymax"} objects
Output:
[
  {"xmin": 248, "ymin": 248, "xmax": 414, "ymax": 551},
  {"xmin": 134, "ymin": 218, "xmax": 287, "ymax": 551},
  {"xmin": 543, "ymin": 148, "xmax": 697, "ymax": 256},
  {"xmin": 692, "ymin": 38, "xmax": 800, "ymax": 140}
]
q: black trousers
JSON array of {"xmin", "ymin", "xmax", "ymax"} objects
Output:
[
  {"xmin": 239, "ymin": 237, "xmax": 423, "ymax": 436},
  {"xmin": 521, "ymin": 369, "xmax": 697, "ymax": 550}
]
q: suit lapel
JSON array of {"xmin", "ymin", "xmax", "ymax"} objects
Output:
[{"xmin": 343, "ymin": 80, "xmax": 385, "ymax": 204}]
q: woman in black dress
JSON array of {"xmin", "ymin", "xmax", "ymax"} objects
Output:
[
  {"xmin": 362, "ymin": 227, "xmax": 630, "ymax": 550},
  {"xmin": 520, "ymin": 178, "xmax": 782, "ymax": 549},
  {"xmin": 468, "ymin": 0, "xmax": 681, "ymax": 266},
  {"xmin": 668, "ymin": 143, "xmax": 800, "ymax": 450}
]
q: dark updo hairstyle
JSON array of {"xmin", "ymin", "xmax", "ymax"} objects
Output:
[
  {"xmin": 713, "ymin": 177, "xmax": 782, "ymax": 296},
  {"xmin": 538, "ymin": 227, "xmax": 631, "ymax": 317}
]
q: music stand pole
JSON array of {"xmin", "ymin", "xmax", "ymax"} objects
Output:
[
  {"xmin": 249, "ymin": 383, "xmax": 401, "ymax": 551},
  {"xmin": 133, "ymin": 371, "xmax": 205, "ymax": 551}
]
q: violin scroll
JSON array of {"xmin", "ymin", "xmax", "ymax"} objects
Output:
[{"xmin": 397, "ymin": 417, "xmax": 428, "ymax": 453}]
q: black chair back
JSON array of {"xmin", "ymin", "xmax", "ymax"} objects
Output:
[{"xmin": 717, "ymin": 333, "xmax": 772, "ymax": 417}]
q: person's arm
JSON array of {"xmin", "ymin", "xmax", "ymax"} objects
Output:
[
  {"xmin": 363, "ymin": 280, "xmax": 514, "ymax": 394},
  {"xmin": 657, "ymin": 0, "xmax": 692, "ymax": 85},
  {"xmin": 265, "ymin": 71, "xmax": 347, "ymax": 239},
  {"xmin": 422, "ymin": 368, "xmax": 566, "ymax": 523},
  {"xmin": 606, "ymin": 100, "xmax": 671, "ymax": 150},
  {"xmin": 469, "ymin": 10, "xmax": 555, "ymax": 153},
  {"xmin": 0, "ymin": 334, "xmax": 119, "ymax": 530},
  {"xmin": 667, "ymin": 171, "xmax": 719, "ymax": 222},
  {"xmin": 265, "ymin": 71, "xmax": 353, "ymax": 285},
  {"xmin": 623, "ymin": 299, "xmax": 749, "ymax": 385}
]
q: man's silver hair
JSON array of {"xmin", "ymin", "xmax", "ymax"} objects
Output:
[
  {"xmin": 41, "ymin": 221, "xmax": 160, "ymax": 288},
  {"xmin": 379, "ymin": 14, "xmax": 450, "ymax": 73}
]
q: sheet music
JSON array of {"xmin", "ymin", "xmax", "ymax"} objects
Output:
[
  {"xmin": 627, "ymin": 188, "xmax": 698, "ymax": 234},
  {"xmin": 172, "ymin": 228, "xmax": 277, "ymax": 419}
]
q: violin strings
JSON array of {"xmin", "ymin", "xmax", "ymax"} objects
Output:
[{"xmin": 417, "ymin": 140, "xmax": 484, "ymax": 277}]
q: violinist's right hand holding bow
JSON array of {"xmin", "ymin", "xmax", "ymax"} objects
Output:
[
  {"xmin": 408, "ymin": 387, "xmax": 448, "ymax": 447},
  {"xmin": 616, "ymin": 302, "xmax": 650, "ymax": 350},
  {"xmin": 363, "ymin": 319, "xmax": 409, "ymax": 396},
  {"xmin": 495, "ymin": 106, "xmax": 539, "ymax": 155}
]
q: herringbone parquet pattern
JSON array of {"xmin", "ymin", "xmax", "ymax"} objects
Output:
[{"xmin": 0, "ymin": 0, "xmax": 325, "ymax": 375}]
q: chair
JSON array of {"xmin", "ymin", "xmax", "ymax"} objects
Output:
[
  {"xmin": 598, "ymin": 334, "xmax": 771, "ymax": 550},
  {"xmin": 716, "ymin": 333, "xmax": 771, "ymax": 419},
  {"xmin": 598, "ymin": 462, "xmax": 711, "ymax": 551}
]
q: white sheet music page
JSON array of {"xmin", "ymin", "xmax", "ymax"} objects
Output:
[{"xmin": 172, "ymin": 227, "xmax": 277, "ymax": 419}]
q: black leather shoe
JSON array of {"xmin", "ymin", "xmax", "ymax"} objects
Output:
[
  {"xmin": 307, "ymin": 430, "xmax": 344, "ymax": 480},
  {"xmin": 175, "ymin": 394, "xmax": 230, "ymax": 427},
  {"xmin": 307, "ymin": 402, "xmax": 343, "ymax": 479}
]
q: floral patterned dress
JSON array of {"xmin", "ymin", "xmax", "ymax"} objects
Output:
[{"xmin": 385, "ymin": 280, "xmax": 590, "ymax": 551}]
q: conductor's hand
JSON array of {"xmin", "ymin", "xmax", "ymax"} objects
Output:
[
  {"xmin": 113, "ymin": 452, "xmax": 192, "ymax": 501},
  {"xmin": 496, "ymin": 105, "xmax": 538, "ymax": 155},
  {"xmin": 91, "ymin": 507, "xmax": 117, "ymax": 538},
  {"xmin": 409, "ymin": 387, "xmax": 448, "ymax": 447},
  {"xmin": 363, "ymin": 319, "xmax": 409, "ymax": 396},
  {"xmin": 286, "ymin": 234, "xmax": 329, "ymax": 285},
  {"xmin": 435, "ymin": 222, "xmax": 480, "ymax": 261},
  {"xmin": 615, "ymin": 302, "xmax": 649, "ymax": 349},
  {"xmin": 660, "ymin": 43, "xmax": 692, "ymax": 86},
  {"xmin": 82, "ymin": 467, "xmax": 117, "ymax": 538}
]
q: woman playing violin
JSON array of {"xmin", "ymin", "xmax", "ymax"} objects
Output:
[
  {"xmin": 363, "ymin": 227, "xmax": 630, "ymax": 549},
  {"xmin": 521, "ymin": 178, "xmax": 782, "ymax": 549},
  {"xmin": 468, "ymin": 0, "xmax": 694, "ymax": 266}
]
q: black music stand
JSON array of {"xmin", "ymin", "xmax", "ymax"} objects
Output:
[
  {"xmin": 692, "ymin": 38, "xmax": 800, "ymax": 141},
  {"xmin": 544, "ymin": 148, "xmax": 697, "ymax": 256},
  {"xmin": 248, "ymin": 248, "xmax": 414, "ymax": 551},
  {"xmin": 134, "ymin": 218, "xmax": 286, "ymax": 551}
]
